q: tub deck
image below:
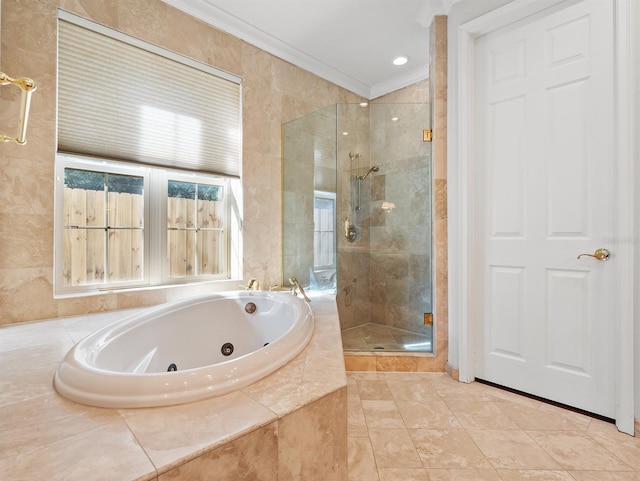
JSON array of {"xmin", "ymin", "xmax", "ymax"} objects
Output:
[{"xmin": 0, "ymin": 293, "xmax": 347, "ymax": 481}]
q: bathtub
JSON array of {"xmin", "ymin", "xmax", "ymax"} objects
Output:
[{"xmin": 54, "ymin": 291, "xmax": 314, "ymax": 408}]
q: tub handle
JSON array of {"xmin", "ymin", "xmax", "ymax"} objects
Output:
[{"xmin": 289, "ymin": 276, "xmax": 311, "ymax": 303}]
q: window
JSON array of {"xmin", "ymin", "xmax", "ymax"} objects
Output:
[
  {"xmin": 313, "ymin": 191, "xmax": 336, "ymax": 290},
  {"xmin": 55, "ymin": 156, "xmax": 238, "ymax": 295},
  {"xmin": 62, "ymin": 166, "xmax": 146, "ymax": 288},
  {"xmin": 54, "ymin": 12, "xmax": 243, "ymax": 296},
  {"xmin": 166, "ymin": 179, "xmax": 226, "ymax": 279}
]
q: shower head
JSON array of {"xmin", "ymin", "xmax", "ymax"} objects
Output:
[{"xmin": 358, "ymin": 165, "xmax": 379, "ymax": 180}]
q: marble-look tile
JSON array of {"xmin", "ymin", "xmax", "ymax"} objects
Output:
[
  {"xmin": 58, "ymin": 0, "xmax": 118, "ymax": 26},
  {"xmin": 361, "ymin": 400, "xmax": 405, "ymax": 429},
  {"xmin": 378, "ymin": 371, "xmax": 447, "ymax": 381},
  {"xmin": 378, "ymin": 468, "xmax": 429, "ymax": 481},
  {"xmin": 0, "ymin": 213, "xmax": 53, "ymax": 269},
  {"xmin": 415, "ymin": 340, "xmax": 448, "ymax": 372},
  {"xmin": 348, "ymin": 399, "xmax": 369, "ymax": 437},
  {"xmin": 587, "ymin": 419, "xmax": 640, "ymax": 471},
  {"xmin": 0, "ymin": 318, "xmax": 69, "ymax": 352},
  {"xmin": 162, "ymin": 6, "xmax": 212, "ymax": 64},
  {"xmin": 476, "ymin": 384, "xmax": 542, "ymax": 408},
  {"xmin": 348, "ymin": 437, "xmax": 379, "ymax": 481},
  {"xmin": 569, "ymin": 472, "xmax": 640, "ymax": 481},
  {"xmin": 426, "ymin": 468, "xmax": 503, "ymax": 481},
  {"xmin": 527, "ymin": 431, "xmax": 634, "ymax": 471},
  {"xmin": 303, "ymin": 348, "xmax": 347, "ymax": 383},
  {"xmin": 368, "ymin": 428, "xmax": 423, "ymax": 468},
  {"xmin": 347, "ymin": 371, "xmax": 380, "ymax": 380},
  {"xmin": 0, "ymin": 420, "xmax": 155, "ymax": 481},
  {"xmin": 430, "ymin": 377, "xmax": 490, "ymax": 402},
  {"xmin": 434, "ymin": 179, "xmax": 447, "ymax": 219},
  {"xmin": 58, "ymin": 308, "xmax": 143, "ymax": 343},
  {"xmin": 116, "ymin": 289, "xmax": 166, "ymax": 310},
  {"xmin": 385, "ymin": 378, "xmax": 440, "ymax": 401},
  {"xmin": 445, "ymin": 400, "xmax": 520, "ymax": 430},
  {"xmin": 158, "ymin": 422, "xmax": 278, "ymax": 481},
  {"xmin": 342, "ymin": 331, "xmax": 372, "ymax": 352},
  {"xmin": 397, "ymin": 399, "xmax": 461, "ymax": 429},
  {"xmin": 56, "ymin": 296, "xmax": 120, "ymax": 324},
  {"xmin": 309, "ymin": 318, "xmax": 345, "ymax": 353},
  {"xmin": 467, "ymin": 429, "xmax": 561, "ymax": 470},
  {"xmin": 121, "ymin": 391, "xmax": 278, "ymax": 471},
  {"xmin": 0, "ymin": 360, "xmax": 58, "ymax": 408},
  {"xmin": 278, "ymin": 387, "xmax": 347, "ymax": 481},
  {"xmin": 116, "ymin": 0, "xmax": 169, "ymax": 47},
  {"xmin": 0, "ymin": 157, "xmax": 56, "ymax": 216},
  {"xmin": 376, "ymin": 355, "xmax": 418, "ymax": 372},
  {"xmin": 496, "ymin": 399, "xmax": 590, "ymax": 431},
  {"xmin": 357, "ymin": 379, "xmax": 394, "ymax": 400},
  {"xmin": 0, "ymin": 267, "xmax": 58, "ymax": 324},
  {"xmin": 243, "ymin": 372, "xmax": 344, "ymax": 417},
  {"xmin": 0, "ymin": 392, "xmax": 121, "ymax": 460},
  {"xmin": 445, "ymin": 362, "xmax": 459, "ymax": 381},
  {"xmin": 409, "ymin": 429, "xmax": 492, "ymax": 469},
  {"xmin": 498, "ymin": 470, "xmax": 577, "ymax": 481}
]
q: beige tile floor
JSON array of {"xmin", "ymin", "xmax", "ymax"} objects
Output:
[{"xmin": 347, "ymin": 372, "xmax": 640, "ymax": 481}]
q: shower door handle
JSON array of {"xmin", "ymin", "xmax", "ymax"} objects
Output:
[{"xmin": 577, "ymin": 248, "xmax": 610, "ymax": 261}]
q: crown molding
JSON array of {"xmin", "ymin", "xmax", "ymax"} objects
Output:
[
  {"xmin": 417, "ymin": 0, "xmax": 462, "ymax": 27},
  {"xmin": 162, "ymin": 0, "xmax": 373, "ymax": 97},
  {"xmin": 370, "ymin": 67, "xmax": 429, "ymax": 100}
]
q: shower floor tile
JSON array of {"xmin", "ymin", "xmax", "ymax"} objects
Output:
[{"xmin": 342, "ymin": 323, "xmax": 432, "ymax": 352}]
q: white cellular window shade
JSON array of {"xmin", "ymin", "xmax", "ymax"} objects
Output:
[{"xmin": 57, "ymin": 11, "xmax": 242, "ymax": 177}]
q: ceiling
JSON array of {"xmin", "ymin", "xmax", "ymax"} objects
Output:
[{"xmin": 162, "ymin": 0, "xmax": 459, "ymax": 99}]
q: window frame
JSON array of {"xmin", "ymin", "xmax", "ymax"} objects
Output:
[
  {"xmin": 54, "ymin": 154, "xmax": 234, "ymax": 297},
  {"xmin": 157, "ymin": 171, "xmax": 231, "ymax": 283},
  {"xmin": 313, "ymin": 190, "xmax": 337, "ymax": 271}
]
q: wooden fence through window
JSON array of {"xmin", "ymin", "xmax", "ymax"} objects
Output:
[{"xmin": 63, "ymin": 188, "xmax": 223, "ymax": 287}]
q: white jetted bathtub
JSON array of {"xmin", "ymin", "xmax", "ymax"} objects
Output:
[{"xmin": 54, "ymin": 291, "xmax": 314, "ymax": 408}]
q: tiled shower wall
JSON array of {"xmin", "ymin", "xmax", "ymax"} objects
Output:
[{"xmin": 0, "ymin": 0, "xmax": 362, "ymax": 326}]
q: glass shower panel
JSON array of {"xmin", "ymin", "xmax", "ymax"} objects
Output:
[
  {"xmin": 369, "ymin": 103, "xmax": 432, "ymax": 351},
  {"xmin": 282, "ymin": 102, "xmax": 432, "ymax": 353},
  {"xmin": 282, "ymin": 105, "xmax": 337, "ymax": 291},
  {"xmin": 337, "ymin": 103, "xmax": 432, "ymax": 353}
]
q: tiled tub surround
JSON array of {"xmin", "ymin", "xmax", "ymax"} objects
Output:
[{"xmin": 0, "ymin": 294, "xmax": 347, "ymax": 481}]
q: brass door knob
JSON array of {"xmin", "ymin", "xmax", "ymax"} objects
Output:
[{"xmin": 577, "ymin": 248, "xmax": 610, "ymax": 261}]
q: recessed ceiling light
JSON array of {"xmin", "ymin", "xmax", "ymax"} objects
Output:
[
  {"xmin": 359, "ymin": 102, "xmax": 369, "ymax": 107},
  {"xmin": 391, "ymin": 117, "xmax": 399, "ymax": 122},
  {"xmin": 392, "ymin": 56, "xmax": 409, "ymax": 66},
  {"xmin": 342, "ymin": 131, "xmax": 349, "ymax": 136}
]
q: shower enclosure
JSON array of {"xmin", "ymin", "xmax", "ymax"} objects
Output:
[{"xmin": 282, "ymin": 102, "xmax": 433, "ymax": 353}]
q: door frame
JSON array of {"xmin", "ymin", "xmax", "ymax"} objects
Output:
[{"xmin": 451, "ymin": 0, "xmax": 636, "ymax": 434}]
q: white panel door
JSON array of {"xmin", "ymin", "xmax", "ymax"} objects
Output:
[{"xmin": 474, "ymin": 0, "xmax": 616, "ymax": 417}]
